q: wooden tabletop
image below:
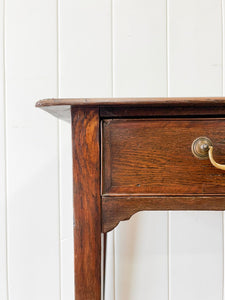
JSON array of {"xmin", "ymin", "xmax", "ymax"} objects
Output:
[
  {"xmin": 36, "ymin": 97, "xmax": 225, "ymax": 122},
  {"xmin": 36, "ymin": 97, "xmax": 225, "ymax": 107}
]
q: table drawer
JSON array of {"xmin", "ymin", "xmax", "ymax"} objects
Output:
[{"xmin": 102, "ymin": 118, "xmax": 225, "ymax": 195}]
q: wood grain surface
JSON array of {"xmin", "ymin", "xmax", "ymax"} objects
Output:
[
  {"xmin": 102, "ymin": 118, "xmax": 225, "ymax": 195},
  {"xmin": 71, "ymin": 107, "xmax": 101, "ymax": 300},
  {"xmin": 100, "ymin": 105, "xmax": 225, "ymax": 118},
  {"xmin": 36, "ymin": 98, "xmax": 225, "ymax": 122},
  {"xmin": 102, "ymin": 196, "xmax": 225, "ymax": 232},
  {"xmin": 36, "ymin": 97, "xmax": 225, "ymax": 107}
]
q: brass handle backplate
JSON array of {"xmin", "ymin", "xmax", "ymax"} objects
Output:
[
  {"xmin": 191, "ymin": 137, "xmax": 225, "ymax": 171},
  {"xmin": 191, "ymin": 137, "xmax": 212, "ymax": 159}
]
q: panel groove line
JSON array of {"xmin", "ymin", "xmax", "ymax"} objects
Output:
[
  {"xmin": 58, "ymin": 2, "xmax": 74, "ymax": 300},
  {"xmin": 106, "ymin": 0, "xmax": 116, "ymax": 299},
  {"xmin": 223, "ymin": 0, "xmax": 225, "ymax": 298},
  {"xmin": 56, "ymin": 0, "xmax": 62, "ymax": 299},
  {"xmin": 169, "ymin": 0, "xmax": 223, "ymax": 299},
  {"xmin": 0, "ymin": 0, "xmax": 9, "ymax": 298},
  {"xmin": 166, "ymin": 0, "xmax": 171, "ymax": 298}
]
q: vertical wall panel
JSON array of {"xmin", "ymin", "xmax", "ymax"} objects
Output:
[
  {"xmin": 5, "ymin": 0, "xmax": 60, "ymax": 299},
  {"xmin": 115, "ymin": 213, "xmax": 168, "ymax": 300},
  {"xmin": 113, "ymin": 0, "xmax": 168, "ymax": 299},
  {"xmin": 59, "ymin": 121, "xmax": 74, "ymax": 300},
  {"xmin": 168, "ymin": 0, "xmax": 223, "ymax": 299},
  {"xmin": 61, "ymin": 238, "xmax": 74, "ymax": 300},
  {"xmin": 113, "ymin": 0, "xmax": 167, "ymax": 97},
  {"xmin": 105, "ymin": 231, "xmax": 116, "ymax": 300},
  {"xmin": 168, "ymin": 0, "xmax": 222, "ymax": 96},
  {"xmin": 59, "ymin": 0, "xmax": 112, "ymax": 97},
  {"xmin": 0, "ymin": 0, "xmax": 8, "ymax": 298},
  {"xmin": 170, "ymin": 212, "xmax": 223, "ymax": 300},
  {"xmin": 59, "ymin": 0, "xmax": 112, "ymax": 299},
  {"xmin": 59, "ymin": 122, "xmax": 73, "ymax": 241}
]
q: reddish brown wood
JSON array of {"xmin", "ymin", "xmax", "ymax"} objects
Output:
[
  {"xmin": 36, "ymin": 104, "xmax": 225, "ymax": 123},
  {"xmin": 102, "ymin": 196, "xmax": 225, "ymax": 232},
  {"xmin": 100, "ymin": 105, "xmax": 225, "ymax": 118},
  {"xmin": 36, "ymin": 97, "xmax": 225, "ymax": 121},
  {"xmin": 72, "ymin": 107, "xmax": 101, "ymax": 300},
  {"xmin": 36, "ymin": 98, "xmax": 225, "ymax": 299},
  {"xmin": 102, "ymin": 118, "xmax": 225, "ymax": 195}
]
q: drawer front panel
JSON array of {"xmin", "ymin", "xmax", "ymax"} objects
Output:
[{"xmin": 102, "ymin": 118, "xmax": 225, "ymax": 195}]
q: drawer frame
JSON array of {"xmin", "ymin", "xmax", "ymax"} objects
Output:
[{"xmin": 101, "ymin": 112, "xmax": 225, "ymax": 232}]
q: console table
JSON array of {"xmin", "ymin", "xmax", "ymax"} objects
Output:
[{"xmin": 36, "ymin": 97, "xmax": 225, "ymax": 300}]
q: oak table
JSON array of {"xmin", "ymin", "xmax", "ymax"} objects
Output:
[{"xmin": 36, "ymin": 97, "xmax": 225, "ymax": 300}]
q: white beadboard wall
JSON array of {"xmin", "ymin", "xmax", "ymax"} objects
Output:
[{"xmin": 0, "ymin": 0, "xmax": 225, "ymax": 299}]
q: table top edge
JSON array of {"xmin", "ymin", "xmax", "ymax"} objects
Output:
[{"xmin": 36, "ymin": 97, "xmax": 225, "ymax": 108}]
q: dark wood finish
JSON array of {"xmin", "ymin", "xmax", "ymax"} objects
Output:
[
  {"xmin": 37, "ymin": 104, "xmax": 225, "ymax": 124},
  {"xmin": 100, "ymin": 105, "xmax": 225, "ymax": 118},
  {"xmin": 36, "ymin": 98, "xmax": 225, "ymax": 299},
  {"xmin": 102, "ymin": 118, "xmax": 225, "ymax": 195},
  {"xmin": 36, "ymin": 97, "xmax": 225, "ymax": 121},
  {"xmin": 102, "ymin": 196, "xmax": 225, "ymax": 232},
  {"xmin": 71, "ymin": 107, "xmax": 101, "ymax": 300}
]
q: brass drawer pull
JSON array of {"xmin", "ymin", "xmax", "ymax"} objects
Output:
[
  {"xmin": 208, "ymin": 146, "xmax": 225, "ymax": 171},
  {"xmin": 192, "ymin": 137, "xmax": 225, "ymax": 171}
]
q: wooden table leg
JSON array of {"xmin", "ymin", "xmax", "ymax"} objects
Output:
[{"xmin": 72, "ymin": 107, "xmax": 101, "ymax": 300}]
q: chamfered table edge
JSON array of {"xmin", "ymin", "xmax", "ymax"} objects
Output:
[{"xmin": 36, "ymin": 97, "xmax": 225, "ymax": 108}]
